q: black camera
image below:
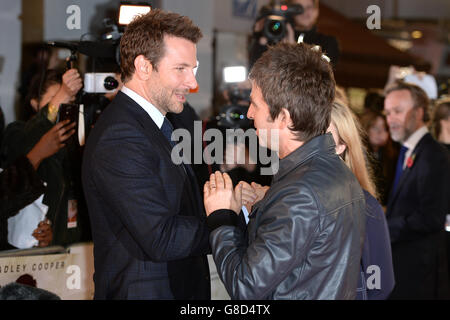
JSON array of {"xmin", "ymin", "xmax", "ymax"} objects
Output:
[
  {"xmin": 258, "ymin": 3, "xmax": 303, "ymax": 44},
  {"xmin": 215, "ymin": 87, "xmax": 252, "ymax": 130}
]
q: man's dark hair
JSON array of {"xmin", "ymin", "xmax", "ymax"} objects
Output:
[
  {"xmin": 120, "ymin": 9, "xmax": 203, "ymax": 83},
  {"xmin": 249, "ymin": 42, "xmax": 335, "ymax": 142},
  {"xmin": 385, "ymin": 81, "xmax": 430, "ymax": 122}
]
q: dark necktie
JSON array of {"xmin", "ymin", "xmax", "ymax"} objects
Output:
[
  {"xmin": 160, "ymin": 117, "xmax": 202, "ymax": 211},
  {"xmin": 160, "ymin": 117, "xmax": 190, "ymax": 175},
  {"xmin": 160, "ymin": 117, "xmax": 176, "ymax": 148},
  {"xmin": 392, "ymin": 145, "xmax": 408, "ymax": 192}
]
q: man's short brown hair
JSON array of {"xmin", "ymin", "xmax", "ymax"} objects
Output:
[
  {"xmin": 249, "ymin": 42, "xmax": 335, "ymax": 142},
  {"xmin": 385, "ymin": 81, "xmax": 430, "ymax": 122},
  {"xmin": 119, "ymin": 9, "xmax": 202, "ymax": 82}
]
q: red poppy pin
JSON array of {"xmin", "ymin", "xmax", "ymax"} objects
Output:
[{"xmin": 406, "ymin": 154, "xmax": 416, "ymax": 169}]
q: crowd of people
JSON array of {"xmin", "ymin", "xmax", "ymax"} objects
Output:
[{"xmin": 0, "ymin": 1, "xmax": 449, "ymax": 300}]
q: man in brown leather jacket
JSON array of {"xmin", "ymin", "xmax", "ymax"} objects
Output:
[{"xmin": 203, "ymin": 42, "xmax": 365, "ymax": 299}]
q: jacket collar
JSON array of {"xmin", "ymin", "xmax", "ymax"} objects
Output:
[
  {"xmin": 387, "ymin": 133, "xmax": 431, "ymax": 211},
  {"xmin": 272, "ymin": 133, "xmax": 336, "ymax": 183}
]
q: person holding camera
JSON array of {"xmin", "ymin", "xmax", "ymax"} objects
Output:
[
  {"xmin": 1, "ymin": 68, "xmax": 91, "ymax": 249},
  {"xmin": 249, "ymin": 0, "xmax": 339, "ymax": 68},
  {"xmin": 0, "ymin": 119, "xmax": 77, "ymax": 250}
]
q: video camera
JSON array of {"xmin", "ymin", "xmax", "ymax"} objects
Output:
[
  {"xmin": 216, "ymin": 86, "xmax": 252, "ymax": 130},
  {"xmin": 47, "ymin": 1, "xmax": 152, "ymax": 84},
  {"xmin": 213, "ymin": 66, "xmax": 252, "ymax": 130},
  {"xmin": 257, "ymin": 3, "xmax": 304, "ymax": 44},
  {"xmin": 46, "ymin": 2, "xmax": 151, "ymax": 139}
]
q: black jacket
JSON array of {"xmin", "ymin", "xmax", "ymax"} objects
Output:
[
  {"xmin": 208, "ymin": 133, "xmax": 366, "ymax": 299},
  {"xmin": 387, "ymin": 133, "xmax": 450, "ymax": 299},
  {"xmin": 82, "ymin": 92, "xmax": 211, "ymax": 300},
  {"xmin": 1, "ymin": 112, "xmax": 90, "ymax": 248},
  {"xmin": 0, "ymin": 155, "xmax": 45, "ymax": 250}
]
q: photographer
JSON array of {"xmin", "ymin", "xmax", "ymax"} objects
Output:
[
  {"xmin": 1, "ymin": 68, "xmax": 91, "ymax": 249},
  {"xmin": 249, "ymin": 0, "xmax": 339, "ymax": 68},
  {"xmin": 0, "ymin": 120, "xmax": 75, "ymax": 250}
]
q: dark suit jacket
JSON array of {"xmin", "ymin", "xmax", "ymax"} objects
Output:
[
  {"xmin": 387, "ymin": 133, "xmax": 450, "ymax": 299},
  {"xmin": 82, "ymin": 92, "xmax": 211, "ymax": 300}
]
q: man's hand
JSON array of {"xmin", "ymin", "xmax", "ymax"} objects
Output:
[
  {"xmin": 47, "ymin": 69, "xmax": 83, "ymax": 122},
  {"xmin": 281, "ymin": 22, "xmax": 296, "ymax": 44},
  {"xmin": 239, "ymin": 181, "xmax": 258, "ymax": 213},
  {"xmin": 60, "ymin": 68, "xmax": 83, "ymax": 99},
  {"xmin": 204, "ymin": 171, "xmax": 242, "ymax": 216},
  {"xmin": 250, "ymin": 182, "xmax": 270, "ymax": 203},
  {"xmin": 32, "ymin": 220, "xmax": 53, "ymax": 247},
  {"xmin": 239, "ymin": 181, "xmax": 270, "ymax": 212},
  {"xmin": 26, "ymin": 120, "xmax": 76, "ymax": 170}
]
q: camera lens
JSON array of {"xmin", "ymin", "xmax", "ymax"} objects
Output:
[
  {"xmin": 270, "ymin": 21, "xmax": 283, "ymax": 36},
  {"xmin": 264, "ymin": 18, "xmax": 286, "ymax": 43},
  {"xmin": 104, "ymin": 76, "xmax": 119, "ymax": 90}
]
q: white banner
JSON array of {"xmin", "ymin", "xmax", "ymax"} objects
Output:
[{"xmin": 0, "ymin": 243, "xmax": 94, "ymax": 300}]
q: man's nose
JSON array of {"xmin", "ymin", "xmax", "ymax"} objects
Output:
[
  {"xmin": 384, "ymin": 112, "xmax": 393, "ymax": 124},
  {"xmin": 247, "ymin": 106, "xmax": 254, "ymax": 120},
  {"xmin": 186, "ymin": 70, "xmax": 198, "ymax": 90}
]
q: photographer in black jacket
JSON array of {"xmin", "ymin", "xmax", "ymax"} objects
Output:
[{"xmin": 249, "ymin": 0, "xmax": 339, "ymax": 68}]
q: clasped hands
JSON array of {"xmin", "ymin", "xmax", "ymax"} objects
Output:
[{"xmin": 203, "ymin": 171, "xmax": 269, "ymax": 216}]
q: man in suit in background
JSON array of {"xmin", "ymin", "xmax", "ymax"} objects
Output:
[
  {"xmin": 82, "ymin": 9, "xmax": 211, "ymax": 299},
  {"xmin": 384, "ymin": 81, "xmax": 450, "ymax": 299}
]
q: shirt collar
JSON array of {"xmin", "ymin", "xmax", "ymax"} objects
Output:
[
  {"xmin": 121, "ymin": 85, "xmax": 165, "ymax": 129},
  {"xmin": 403, "ymin": 126, "xmax": 428, "ymax": 152}
]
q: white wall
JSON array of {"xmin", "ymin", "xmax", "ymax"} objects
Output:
[
  {"xmin": 0, "ymin": 0, "xmax": 21, "ymax": 125},
  {"xmin": 44, "ymin": 0, "xmax": 120, "ymax": 41},
  {"xmin": 214, "ymin": 0, "xmax": 265, "ymax": 33}
]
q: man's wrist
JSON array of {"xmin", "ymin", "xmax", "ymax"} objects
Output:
[
  {"xmin": 26, "ymin": 148, "xmax": 42, "ymax": 170},
  {"xmin": 206, "ymin": 209, "xmax": 239, "ymax": 232}
]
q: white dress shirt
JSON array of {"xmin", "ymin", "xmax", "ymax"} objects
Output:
[{"xmin": 121, "ymin": 85, "xmax": 165, "ymax": 129}]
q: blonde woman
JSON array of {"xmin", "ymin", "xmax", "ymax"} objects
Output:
[{"xmin": 328, "ymin": 101, "xmax": 395, "ymax": 300}]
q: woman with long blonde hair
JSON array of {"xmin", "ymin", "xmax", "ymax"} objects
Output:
[
  {"xmin": 328, "ymin": 101, "xmax": 395, "ymax": 300},
  {"xmin": 330, "ymin": 102, "xmax": 377, "ymax": 197}
]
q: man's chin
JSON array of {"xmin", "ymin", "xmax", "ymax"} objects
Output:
[
  {"xmin": 256, "ymin": 134, "xmax": 272, "ymax": 150},
  {"xmin": 390, "ymin": 132, "xmax": 403, "ymax": 143},
  {"xmin": 169, "ymin": 102, "xmax": 185, "ymax": 114}
]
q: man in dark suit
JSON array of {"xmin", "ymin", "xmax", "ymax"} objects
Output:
[
  {"xmin": 81, "ymin": 10, "xmax": 211, "ymax": 299},
  {"xmin": 384, "ymin": 81, "xmax": 450, "ymax": 299}
]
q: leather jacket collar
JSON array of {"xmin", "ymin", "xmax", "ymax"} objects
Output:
[{"xmin": 273, "ymin": 133, "xmax": 336, "ymax": 183}]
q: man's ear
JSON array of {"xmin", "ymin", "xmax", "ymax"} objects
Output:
[
  {"xmin": 336, "ymin": 143, "xmax": 346, "ymax": 157},
  {"xmin": 414, "ymin": 107, "xmax": 425, "ymax": 125},
  {"xmin": 134, "ymin": 55, "xmax": 153, "ymax": 80},
  {"xmin": 30, "ymin": 98, "xmax": 39, "ymax": 111},
  {"xmin": 279, "ymin": 108, "xmax": 292, "ymax": 129}
]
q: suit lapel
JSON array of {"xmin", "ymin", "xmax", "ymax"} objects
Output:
[
  {"xmin": 387, "ymin": 134, "xmax": 430, "ymax": 214},
  {"xmin": 116, "ymin": 92, "xmax": 187, "ymax": 180}
]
